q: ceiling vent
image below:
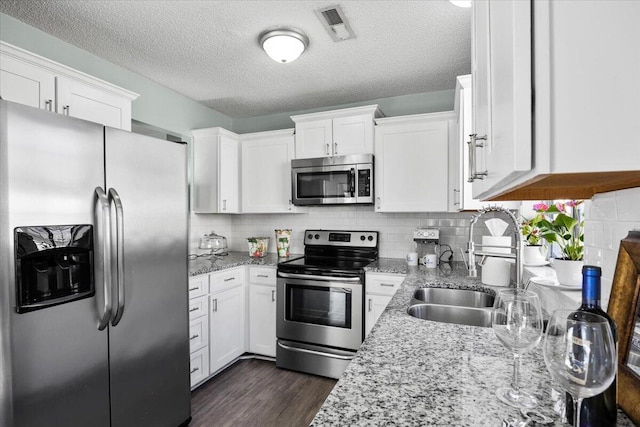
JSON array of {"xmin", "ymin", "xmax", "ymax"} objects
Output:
[{"xmin": 314, "ymin": 5, "xmax": 356, "ymax": 42}]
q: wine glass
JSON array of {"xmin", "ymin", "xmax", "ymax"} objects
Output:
[
  {"xmin": 543, "ymin": 309, "xmax": 616, "ymax": 427},
  {"xmin": 491, "ymin": 288, "xmax": 543, "ymax": 408}
]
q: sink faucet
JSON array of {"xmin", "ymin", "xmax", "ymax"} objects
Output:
[{"xmin": 467, "ymin": 206, "xmax": 523, "ymax": 288}]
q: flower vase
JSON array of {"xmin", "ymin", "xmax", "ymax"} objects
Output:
[
  {"xmin": 551, "ymin": 259, "xmax": 584, "ymax": 286},
  {"xmin": 522, "ymin": 245, "xmax": 546, "ymax": 266}
]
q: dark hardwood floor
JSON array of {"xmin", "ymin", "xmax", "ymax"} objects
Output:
[{"xmin": 189, "ymin": 358, "xmax": 337, "ymax": 427}]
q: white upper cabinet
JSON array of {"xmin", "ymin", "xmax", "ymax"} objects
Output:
[
  {"xmin": 451, "ymin": 75, "xmax": 480, "ymax": 211},
  {"xmin": 471, "ymin": 0, "xmax": 640, "ymax": 201},
  {"xmin": 470, "ymin": 0, "xmax": 532, "ymax": 199},
  {"xmin": 191, "ymin": 127, "xmax": 240, "ymax": 213},
  {"xmin": 291, "ymin": 105, "xmax": 383, "ymax": 158},
  {"xmin": 451, "ymin": 75, "xmax": 519, "ymax": 211},
  {"xmin": 374, "ymin": 112, "xmax": 454, "ymax": 213},
  {"xmin": 241, "ymin": 129, "xmax": 302, "ymax": 213},
  {"xmin": 0, "ymin": 42, "xmax": 138, "ymax": 130}
]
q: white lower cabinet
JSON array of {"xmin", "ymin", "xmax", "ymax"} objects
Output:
[
  {"xmin": 188, "ymin": 275, "xmax": 210, "ymax": 389},
  {"xmin": 248, "ymin": 266, "xmax": 277, "ymax": 357},
  {"xmin": 189, "ymin": 347, "xmax": 209, "ymax": 387},
  {"xmin": 209, "ymin": 267, "xmax": 246, "ymax": 375},
  {"xmin": 365, "ymin": 272, "xmax": 405, "ymax": 337}
]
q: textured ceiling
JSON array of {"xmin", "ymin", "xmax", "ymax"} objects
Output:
[{"xmin": 0, "ymin": 0, "xmax": 471, "ymax": 118}]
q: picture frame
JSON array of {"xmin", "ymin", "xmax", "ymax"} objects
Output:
[{"xmin": 607, "ymin": 230, "xmax": 640, "ymax": 424}]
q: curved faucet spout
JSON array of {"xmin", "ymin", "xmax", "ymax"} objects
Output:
[{"xmin": 467, "ymin": 206, "xmax": 523, "ymax": 288}]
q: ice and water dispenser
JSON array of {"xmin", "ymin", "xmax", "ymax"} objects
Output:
[{"xmin": 14, "ymin": 225, "xmax": 94, "ymax": 313}]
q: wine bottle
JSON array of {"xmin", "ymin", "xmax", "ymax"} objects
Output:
[{"xmin": 566, "ymin": 265, "xmax": 618, "ymax": 426}]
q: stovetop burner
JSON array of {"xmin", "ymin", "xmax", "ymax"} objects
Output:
[{"xmin": 278, "ymin": 230, "xmax": 379, "ymax": 276}]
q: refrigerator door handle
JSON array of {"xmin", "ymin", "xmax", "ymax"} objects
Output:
[
  {"xmin": 109, "ymin": 188, "xmax": 126, "ymax": 326},
  {"xmin": 95, "ymin": 187, "xmax": 112, "ymax": 331}
]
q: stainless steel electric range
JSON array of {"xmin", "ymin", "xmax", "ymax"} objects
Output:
[{"xmin": 276, "ymin": 229, "xmax": 379, "ymax": 379}]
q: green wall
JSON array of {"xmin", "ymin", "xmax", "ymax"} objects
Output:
[
  {"xmin": 232, "ymin": 90, "xmax": 455, "ymax": 134},
  {"xmin": 0, "ymin": 12, "xmax": 232, "ymax": 137},
  {"xmin": 1, "ymin": 12, "xmax": 455, "ymax": 137}
]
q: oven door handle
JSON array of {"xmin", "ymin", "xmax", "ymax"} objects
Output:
[
  {"xmin": 277, "ymin": 341, "xmax": 355, "ymax": 361},
  {"xmin": 277, "ymin": 272, "xmax": 361, "ymax": 283}
]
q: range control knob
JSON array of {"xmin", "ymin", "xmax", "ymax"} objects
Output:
[
  {"xmin": 307, "ymin": 234, "xmax": 313, "ymax": 240},
  {"xmin": 368, "ymin": 235, "xmax": 374, "ymax": 241},
  {"xmin": 314, "ymin": 234, "xmax": 320, "ymax": 240},
  {"xmin": 360, "ymin": 235, "xmax": 366, "ymax": 241}
]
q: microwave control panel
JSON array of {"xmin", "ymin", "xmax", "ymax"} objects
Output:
[{"xmin": 357, "ymin": 169, "xmax": 371, "ymax": 196}]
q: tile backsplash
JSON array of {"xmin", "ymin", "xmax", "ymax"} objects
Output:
[
  {"xmin": 189, "ymin": 186, "xmax": 640, "ymax": 310},
  {"xmin": 583, "ymin": 187, "xmax": 640, "ymax": 309},
  {"xmin": 190, "ymin": 205, "xmax": 515, "ymax": 262}
]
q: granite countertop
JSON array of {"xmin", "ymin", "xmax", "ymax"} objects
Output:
[
  {"xmin": 188, "ymin": 251, "xmax": 303, "ymax": 276},
  {"xmin": 311, "ymin": 262, "xmax": 634, "ymax": 426}
]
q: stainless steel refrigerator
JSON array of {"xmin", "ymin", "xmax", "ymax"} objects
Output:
[{"xmin": 0, "ymin": 100, "xmax": 191, "ymax": 426}]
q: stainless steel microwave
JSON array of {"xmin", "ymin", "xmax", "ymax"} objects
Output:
[{"xmin": 291, "ymin": 154, "xmax": 373, "ymax": 206}]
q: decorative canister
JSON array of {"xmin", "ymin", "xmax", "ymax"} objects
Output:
[
  {"xmin": 247, "ymin": 237, "xmax": 269, "ymax": 257},
  {"xmin": 275, "ymin": 229, "xmax": 292, "ymax": 257}
]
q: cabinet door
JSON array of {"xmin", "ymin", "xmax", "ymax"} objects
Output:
[
  {"xmin": 218, "ymin": 134, "xmax": 240, "ymax": 213},
  {"xmin": 57, "ymin": 76, "xmax": 132, "ymax": 130},
  {"xmin": 188, "ymin": 275, "xmax": 209, "ymax": 299},
  {"xmin": 190, "ymin": 347, "xmax": 209, "ymax": 389},
  {"xmin": 332, "ymin": 114, "xmax": 373, "ymax": 156},
  {"xmin": 241, "ymin": 132, "xmax": 295, "ymax": 213},
  {"xmin": 294, "ymin": 119, "xmax": 333, "ymax": 158},
  {"xmin": 375, "ymin": 117, "xmax": 450, "ymax": 212},
  {"xmin": 0, "ymin": 54, "xmax": 56, "ymax": 111},
  {"xmin": 365, "ymin": 294, "xmax": 393, "ymax": 337},
  {"xmin": 471, "ymin": 0, "xmax": 532, "ymax": 198},
  {"xmin": 249, "ymin": 284, "xmax": 277, "ymax": 357},
  {"xmin": 189, "ymin": 315, "xmax": 209, "ymax": 354},
  {"xmin": 366, "ymin": 273, "xmax": 404, "ymax": 296},
  {"xmin": 209, "ymin": 285, "xmax": 245, "ymax": 374}
]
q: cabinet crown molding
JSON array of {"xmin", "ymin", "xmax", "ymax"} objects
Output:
[
  {"xmin": 1, "ymin": 41, "xmax": 139, "ymax": 101},
  {"xmin": 290, "ymin": 104, "xmax": 383, "ymax": 123},
  {"xmin": 191, "ymin": 126, "xmax": 238, "ymax": 139},
  {"xmin": 239, "ymin": 128, "xmax": 294, "ymax": 141},
  {"xmin": 374, "ymin": 111, "xmax": 454, "ymax": 126}
]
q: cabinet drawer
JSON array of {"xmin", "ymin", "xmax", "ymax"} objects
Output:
[
  {"xmin": 190, "ymin": 347, "xmax": 209, "ymax": 388},
  {"xmin": 188, "ymin": 295, "xmax": 208, "ymax": 321},
  {"xmin": 189, "ymin": 315, "xmax": 209, "ymax": 353},
  {"xmin": 249, "ymin": 266, "xmax": 276, "ymax": 284},
  {"xmin": 210, "ymin": 267, "xmax": 245, "ymax": 293},
  {"xmin": 188, "ymin": 275, "xmax": 209, "ymax": 299},
  {"xmin": 366, "ymin": 273, "xmax": 405, "ymax": 296}
]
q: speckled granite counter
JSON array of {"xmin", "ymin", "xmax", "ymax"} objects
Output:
[
  {"xmin": 312, "ymin": 262, "xmax": 634, "ymax": 426},
  {"xmin": 188, "ymin": 251, "xmax": 303, "ymax": 276}
]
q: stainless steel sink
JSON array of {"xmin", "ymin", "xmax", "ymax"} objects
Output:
[
  {"xmin": 412, "ymin": 287, "xmax": 495, "ymax": 308},
  {"xmin": 407, "ymin": 287, "xmax": 495, "ymax": 327},
  {"xmin": 407, "ymin": 303, "xmax": 493, "ymax": 328}
]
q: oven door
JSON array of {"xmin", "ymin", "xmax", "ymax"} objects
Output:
[{"xmin": 276, "ymin": 273, "xmax": 363, "ymax": 350}]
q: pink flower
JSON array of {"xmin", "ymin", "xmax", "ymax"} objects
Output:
[
  {"xmin": 533, "ymin": 203, "xmax": 548, "ymax": 211},
  {"xmin": 567, "ymin": 200, "xmax": 578, "ymax": 207},
  {"xmin": 555, "ymin": 202, "xmax": 566, "ymax": 212}
]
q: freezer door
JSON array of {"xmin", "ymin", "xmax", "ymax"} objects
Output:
[
  {"xmin": 0, "ymin": 100, "xmax": 110, "ymax": 427},
  {"xmin": 104, "ymin": 127, "xmax": 191, "ymax": 426}
]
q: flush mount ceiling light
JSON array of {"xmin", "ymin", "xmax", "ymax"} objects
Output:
[
  {"xmin": 259, "ymin": 28, "xmax": 309, "ymax": 63},
  {"xmin": 449, "ymin": 0, "xmax": 472, "ymax": 7}
]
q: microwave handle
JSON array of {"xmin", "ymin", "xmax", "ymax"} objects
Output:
[{"xmin": 350, "ymin": 168, "xmax": 355, "ymax": 197}]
